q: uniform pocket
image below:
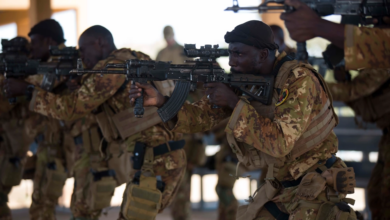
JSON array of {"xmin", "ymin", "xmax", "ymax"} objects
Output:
[{"xmin": 296, "ymin": 172, "xmax": 326, "ymax": 201}]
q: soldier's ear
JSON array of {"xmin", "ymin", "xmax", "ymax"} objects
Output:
[{"xmin": 258, "ymin": 48, "xmax": 269, "ymax": 62}]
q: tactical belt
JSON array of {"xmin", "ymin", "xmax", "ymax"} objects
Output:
[
  {"xmin": 133, "ymin": 140, "xmax": 185, "ymax": 170},
  {"xmin": 265, "ymin": 155, "xmax": 337, "ymax": 219},
  {"xmin": 264, "ymin": 202, "xmax": 289, "ymax": 220},
  {"xmin": 153, "ymin": 140, "xmax": 186, "ymax": 156},
  {"xmin": 281, "ymin": 155, "xmax": 337, "ymax": 188}
]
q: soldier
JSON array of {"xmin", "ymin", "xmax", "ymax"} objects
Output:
[
  {"xmin": 0, "ymin": 37, "xmax": 35, "ymax": 220},
  {"xmin": 280, "ymin": 0, "xmax": 390, "ymax": 70},
  {"xmin": 6, "ymin": 19, "xmax": 74, "ymax": 220},
  {"xmin": 327, "ymin": 69, "xmax": 390, "ymax": 219},
  {"xmin": 156, "ymin": 25, "xmax": 205, "ymax": 220},
  {"xmin": 270, "ymin": 25, "xmax": 296, "ymax": 55},
  {"xmin": 129, "ymin": 20, "xmax": 358, "ymax": 219},
  {"xmin": 6, "ymin": 25, "xmax": 186, "ymax": 220},
  {"xmin": 156, "ymin": 26, "xmax": 186, "ymax": 64},
  {"xmin": 7, "ymin": 22, "xmax": 132, "ymax": 220}
]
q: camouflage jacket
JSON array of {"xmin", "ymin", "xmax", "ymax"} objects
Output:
[
  {"xmin": 29, "ymin": 48, "xmax": 181, "ymax": 149},
  {"xmin": 345, "ymin": 25, "xmax": 390, "ymax": 70},
  {"xmin": 168, "ymin": 61, "xmax": 338, "ymax": 181},
  {"xmin": 328, "ymin": 68, "xmax": 390, "ymax": 128}
]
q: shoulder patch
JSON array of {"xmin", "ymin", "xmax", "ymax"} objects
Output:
[
  {"xmin": 276, "ymin": 89, "xmax": 289, "ymax": 107},
  {"xmin": 292, "ymin": 67, "xmax": 308, "ymax": 79}
]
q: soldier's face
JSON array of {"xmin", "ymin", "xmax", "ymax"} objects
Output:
[
  {"xmin": 228, "ymin": 42, "xmax": 261, "ymax": 74},
  {"xmin": 78, "ymin": 35, "xmax": 103, "ymax": 69},
  {"xmin": 30, "ymin": 34, "xmax": 51, "ymax": 61}
]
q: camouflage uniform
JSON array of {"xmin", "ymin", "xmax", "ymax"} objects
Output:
[
  {"xmin": 327, "ymin": 68, "xmax": 390, "ymax": 220},
  {"xmin": 344, "ymin": 25, "xmax": 390, "ymax": 70},
  {"xmin": 156, "ymin": 41, "xmax": 203, "ymax": 220},
  {"xmin": 25, "ymin": 74, "xmax": 74, "ymax": 220},
  {"xmin": 166, "ymin": 52, "xmax": 357, "ymax": 219},
  {"xmin": 28, "ymin": 48, "xmax": 186, "ymax": 219},
  {"xmin": 169, "ymin": 87, "xmax": 205, "ymax": 220},
  {"xmin": 0, "ymin": 76, "xmax": 36, "ymax": 220}
]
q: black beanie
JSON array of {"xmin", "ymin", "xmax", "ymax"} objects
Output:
[
  {"xmin": 28, "ymin": 19, "xmax": 66, "ymax": 44},
  {"xmin": 225, "ymin": 20, "xmax": 278, "ymax": 50}
]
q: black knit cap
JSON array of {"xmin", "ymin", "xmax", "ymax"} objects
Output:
[
  {"xmin": 28, "ymin": 19, "xmax": 65, "ymax": 44},
  {"xmin": 225, "ymin": 20, "xmax": 278, "ymax": 50}
]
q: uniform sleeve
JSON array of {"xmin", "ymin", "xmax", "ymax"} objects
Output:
[
  {"xmin": 328, "ymin": 69, "xmax": 390, "ymax": 102},
  {"xmin": 29, "ymin": 59, "xmax": 127, "ymax": 121},
  {"xmin": 345, "ymin": 25, "xmax": 390, "ymax": 70},
  {"xmin": 224, "ymin": 69, "xmax": 321, "ymax": 158},
  {"xmin": 170, "ymin": 97, "xmax": 231, "ymax": 134}
]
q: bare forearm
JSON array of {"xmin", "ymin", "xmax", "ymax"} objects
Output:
[{"xmin": 314, "ymin": 20, "xmax": 345, "ymax": 49}]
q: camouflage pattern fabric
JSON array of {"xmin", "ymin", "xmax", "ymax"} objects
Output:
[
  {"xmin": 29, "ymin": 48, "xmax": 181, "ymax": 150},
  {"xmin": 118, "ymin": 148, "xmax": 187, "ymax": 220},
  {"xmin": 0, "ymin": 76, "xmax": 37, "ymax": 220},
  {"xmin": 171, "ymin": 65, "xmax": 338, "ymax": 181},
  {"xmin": 70, "ymin": 145, "xmax": 106, "ymax": 219},
  {"xmin": 215, "ymin": 142, "xmax": 239, "ymax": 220},
  {"xmin": 328, "ymin": 68, "xmax": 390, "ymax": 219},
  {"xmin": 29, "ymin": 118, "xmax": 66, "ymax": 220},
  {"xmin": 170, "ymin": 85, "xmax": 205, "ymax": 220},
  {"xmin": 344, "ymin": 25, "xmax": 390, "ymax": 70},
  {"xmin": 166, "ymin": 59, "xmax": 353, "ymax": 217},
  {"xmin": 170, "ymin": 169, "xmax": 192, "ymax": 220}
]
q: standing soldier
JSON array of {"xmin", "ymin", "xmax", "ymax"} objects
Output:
[
  {"xmin": 6, "ymin": 25, "xmax": 186, "ymax": 220},
  {"xmin": 156, "ymin": 25, "xmax": 206, "ymax": 220},
  {"xmin": 327, "ymin": 69, "xmax": 390, "ymax": 219},
  {"xmin": 156, "ymin": 26, "xmax": 186, "ymax": 64},
  {"xmin": 130, "ymin": 20, "xmax": 359, "ymax": 219}
]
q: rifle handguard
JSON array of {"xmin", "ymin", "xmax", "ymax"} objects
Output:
[{"xmin": 157, "ymin": 81, "xmax": 192, "ymax": 122}]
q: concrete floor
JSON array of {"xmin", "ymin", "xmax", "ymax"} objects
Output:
[{"xmin": 11, "ymin": 207, "xmax": 218, "ymax": 220}]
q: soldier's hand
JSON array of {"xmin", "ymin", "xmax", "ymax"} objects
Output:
[
  {"xmin": 129, "ymin": 82, "xmax": 167, "ymax": 108},
  {"xmin": 204, "ymin": 82, "xmax": 238, "ymax": 109},
  {"xmin": 4, "ymin": 79, "xmax": 30, "ymax": 98},
  {"xmin": 280, "ymin": 0, "xmax": 322, "ymax": 42}
]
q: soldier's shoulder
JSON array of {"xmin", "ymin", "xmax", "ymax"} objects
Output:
[{"xmin": 131, "ymin": 50, "xmax": 152, "ymax": 60}]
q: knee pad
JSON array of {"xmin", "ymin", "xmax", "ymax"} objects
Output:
[
  {"xmin": 120, "ymin": 171, "xmax": 163, "ymax": 220},
  {"xmin": 87, "ymin": 169, "xmax": 116, "ymax": 210}
]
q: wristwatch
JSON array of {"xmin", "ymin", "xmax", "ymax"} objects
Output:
[{"xmin": 25, "ymin": 84, "xmax": 35, "ymax": 101}]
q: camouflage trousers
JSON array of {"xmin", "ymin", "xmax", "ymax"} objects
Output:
[
  {"xmin": 251, "ymin": 158, "xmax": 357, "ymax": 220},
  {"xmin": 29, "ymin": 144, "xmax": 67, "ymax": 220},
  {"xmin": 215, "ymin": 143, "xmax": 240, "ymax": 220},
  {"xmin": 119, "ymin": 148, "xmax": 186, "ymax": 220},
  {"xmin": 367, "ymin": 130, "xmax": 390, "ymax": 220},
  {"xmin": 0, "ymin": 186, "xmax": 11, "ymax": 220},
  {"xmin": 69, "ymin": 150, "xmax": 107, "ymax": 220},
  {"xmin": 170, "ymin": 168, "xmax": 192, "ymax": 220}
]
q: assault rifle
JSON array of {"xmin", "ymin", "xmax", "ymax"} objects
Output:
[
  {"xmin": 69, "ymin": 44, "xmax": 274, "ymax": 121},
  {"xmin": 225, "ymin": 0, "xmax": 390, "ymax": 61},
  {"xmin": 26, "ymin": 46, "xmax": 79, "ymax": 91}
]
